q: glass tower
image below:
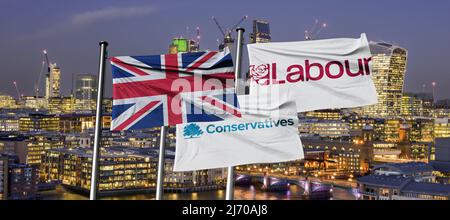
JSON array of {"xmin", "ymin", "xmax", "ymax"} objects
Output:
[
  {"xmin": 250, "ymin": 20, "xmax": 271, "ymax": 43},
  {"xmin": 75, "ymin": 74, "xmax": 97, "ymax": 100},
  {"xmin": 45, "ymin": 63, "xmax": 61, "ymax": 98},
  {"xmin": 362, "ymin": 42, "xmax": 408, "ymax": 118}
]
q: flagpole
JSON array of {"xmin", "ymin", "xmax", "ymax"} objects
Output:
[
  {"xmin": 156, "ymin": 126, "xmax": 167, "ymax": 200},
  {"xmin": 89, "ymin": 41, "xmax": 108, "ymax": 200},
  {"xmin": 225, "ymin": 27, "xmax": 245, "ymax": 200}
]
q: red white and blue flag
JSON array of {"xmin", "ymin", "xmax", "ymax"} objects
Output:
[{"xmin": 110, "ymin": 49, "xmax": 241, "ymax": 131}]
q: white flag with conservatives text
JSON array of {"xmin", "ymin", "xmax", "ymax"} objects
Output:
[
  {"xmin": 247, "ymin": 33, "xmax": 377, "ymax": 112},
  {"xmin": 174, "ymin": 94, "xmax": 303, "ymax": 172}
]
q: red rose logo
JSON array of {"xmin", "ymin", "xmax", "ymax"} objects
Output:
[{"xmin": 250, "ymin": 64, "xmax": 270, "ymax": 85}]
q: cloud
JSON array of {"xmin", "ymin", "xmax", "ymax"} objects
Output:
[
  {"xmin": 20, "ymin": 5, "xmax": 156, "ymax": 40},
  {"xmin": 71, "ymin": 6, "xmax": 156, "ymax": 27}
]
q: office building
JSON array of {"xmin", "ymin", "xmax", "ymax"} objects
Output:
[
  {"xmin": 0, "ymin": 94, "xmax": 17, "ymax": 109},
  {"xmin": 169, "ymin": 38, "xmax": 189, "ymax": 54},
  {"xmin": 401, "ymin": 93, "xmax": 433, "ymax": 118},
  {"xmin": 7, "ymin": 163, "xmax": 39, "ymax": 200},
  {"xmin": 20, "ymin": 135, "xmax": 64, "ymax": 168},
  {"xmin": 305, "ymin": 109, "xmax": 342, "ymax": 120},
  {"xmin": 102, "ymin": 98, "xmax": 113, "ymax": 114},
  {"xmin": 46, "ymin": 97, "xmax": 75, "ymax": 114},
  {"xmin": 58, "ymin": 113, "xmax": 112, "ymax": 132},
  {"xmin": 433, "ymin": 108, "xmax": 450, "ymax": 118},
  {"xmin": 301, "ymin": 138, "xmax": 373, "ymax": 174},
  {"xmin": 73, "ymin": 74, "xmax": 97, "ymax": 112},
  {"xmin": 401, "ymin": 93, "xmax": 424, "ymax": 117},
  {"xmin": 250, "ymin": 20, "xmax": 271, "ymax": 43},
  {"xmin": 42, "ymin": 147, "xmax": 158, "ymax": 194},
  {"xmin": 21, "ymin": 96, "xmax": 47, "ymax": 110},
  {"xmin": 164, "ymin": 158, "xmax": 226, "ymax": 192},
  {"xmin": 45, "ymin": 63, "xmax": 61, "ymax": 99},
  {"xmin": 19, "ymin": 114, "xmax": 59, "ymax": 132},
  {"xmin": 362, "ymin": 43, "xmax": 407, "ymax": 118},
  {"xmin": 0, "ymin": 115, "xmax": 19, "ymax": 132},
  {"xmin": 408, "ymin": 118, "xmax": 434, "ymax": 142},
  {"xmin": 298, "ymin": 119, "xmax": 350, "ymax": 140},
  {"xmin": 75, "ymin": 74, "xmax": 97, "ymax": 100},
  {"xmin": 374, "ymin": 118, "xmax": 401, "ymax": 142},
  {"xmin": 434, "ymin": 118, "xmax": 450, "ymax": 138}
]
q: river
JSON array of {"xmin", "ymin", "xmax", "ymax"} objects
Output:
[{"xmin": 40, "ymin": 185, "xmax": 356, "ymax": 200}]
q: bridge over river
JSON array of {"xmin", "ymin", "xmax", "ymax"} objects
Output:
[{"xmin": 235, "ymin": 171, "xmax": 335, "ymax": 199}]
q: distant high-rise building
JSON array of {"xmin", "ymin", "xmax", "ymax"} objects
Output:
[
  {"xmin": 250, "ymin": 20, "xmax": 271, "ymax": 43},
  {"xmin": 401, "ymin": 92, "xmax": 434, "ymax": 118},
  {"xmin": 75, "ymin": 74, "xmax": 97, "ymax": 100},
  {"xmin": 362, "ymin": 43, "xmax": 408, "ymax": 118},
  {"xmin": 45, "ymin": 63, "xmax": 61, "ymax": 99},
  {"xmin": 169, "ymin": 38, "xmax": 189, "ymax": 54},
  {"xmin": 74, "ymin": 74, "xmax": 97, "ymax": 112},
  {"xmin": 169, "ymin": 37, "xmax": 200, "ymax": 54}
]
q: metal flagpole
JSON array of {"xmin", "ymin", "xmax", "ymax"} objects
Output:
[
  {"xmin": 156, "ymin": 126, "xmax": 167, "ymax": 200},
  {"xmin": 89, "ymin": 41, "xmax": 108, "ymax": 200},
  {"xmin": 225, "ymin": 27, "xmax": 245, "ymax": 200}
]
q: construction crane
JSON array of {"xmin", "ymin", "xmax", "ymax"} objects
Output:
[
  {"xmin": 13, "ymin": 81, "xmax": 22, "ymax": 101},
  {"xmin": 35, "ymin": 60, "xmax": 45, "ymax": 98},
  {"xmin": 183, "ymin": 26, "xmax": 202, "ymax": 51},
  {"xmin": 212, "ymin": 17, "xmax": 226, "ymax": 37},
  {"xmin": 42, "ymin": 49, "xmax": 51, "ymax": 98},
  {"xmin": 212, "ymin": 15, "xmax": 248, "ymax": 50},
  {"xmin": 304, "ymin": 19, "xmax": 327, "ymax": 40},
  {"xmin": 43, "ymin": 49, "xmax": 50, "ymax": 73}
]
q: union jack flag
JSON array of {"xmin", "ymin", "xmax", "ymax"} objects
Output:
[{"xmin": 110, "ymin": 49, "xmax": 241, "ymax": 131}]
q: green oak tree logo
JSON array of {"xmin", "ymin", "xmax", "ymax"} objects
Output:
[{"xmin": 183, "ymin": 123, "xmax": 204, "ymax": 139}]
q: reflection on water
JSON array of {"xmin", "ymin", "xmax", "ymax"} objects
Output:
[{"xmin": 40, "ymin": 185, "xmax": 355, "ymax": 200}]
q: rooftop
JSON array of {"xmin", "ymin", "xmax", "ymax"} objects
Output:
[
  {"xmin": 430, "ymin": 161, "xmax": 450, "ymax": 173},
  {"xmin": 357, "ymin": 174, "xmax": 410, "ymax": 188},
  {"xmin": 402, "ymin": 182, "xmax": 450, "ymax": 196},
  {"xmin": 49, "ymin": 146, "xmax": 161, "ymax": 159},
  {"xmin": 373, "ymin": 162, "xmax": 435, "ymax": 175},
  {"xmin": 358, "ymin": 174, "xmax": 450, "ymax": 196}
]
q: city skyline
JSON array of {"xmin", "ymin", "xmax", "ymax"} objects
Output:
[{"xmin": 1, "ymin": 0, "xmax": 450, "ymax": 100}]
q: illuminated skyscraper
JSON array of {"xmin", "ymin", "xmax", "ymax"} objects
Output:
[
  {"xmin": 250, "ymin": 20, "xmax": 271, "ymax": 43},
  {"xmin": 73, "ymin": 74, "xmax": 97, "ymax": 112},
  {"xmin": 362, "ymin": 43, "xmax": 408, "ymax": 118},
  {"xmin": 401, "ymin": 93, "xmax": 425, "ymax": 118},
  {"xmin": 45, "ymin": 63, "xmax": 61, "ymax": 98},
  {"xmin": 75, "ymin": 74, "xmax": 97, "ymax": 100}
]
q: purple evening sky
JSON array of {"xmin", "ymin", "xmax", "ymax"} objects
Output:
[{"xmin": 1, "ymin": 0, "xmax": 449, "ymax": 99}]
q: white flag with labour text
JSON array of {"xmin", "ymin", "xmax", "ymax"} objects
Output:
[
  {"xmin": 174, "ymin": 93, "xmax": 303, "ymax": 172},
  {"xmin": 247, "ymin": 33, "xmax": 377, "ymax": 112}
]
